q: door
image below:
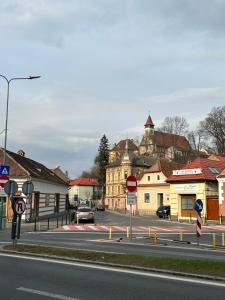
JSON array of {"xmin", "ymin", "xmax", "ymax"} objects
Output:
[
  {"xmin": 157, "ymin": 193, "xmax": 163, "ymax": 207},
  {"xmin": 34, "ymin": 192, "xmax": 40, "ymax": 217},
  {"xmin": 55, "ymin": 193, "xmax": 60, "ymax": 213},
  {"xmin": 207, "ymin": 197, "xmax": 219, "ymax": 220}
]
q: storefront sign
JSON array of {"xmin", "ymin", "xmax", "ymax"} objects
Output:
[
  {"xmin": 173, "ymin": 168, "xmax": 202, "ymax": 176},
  {"xmin": 175, "ymin": 184, "xmax": 199, "ymax": 191}
]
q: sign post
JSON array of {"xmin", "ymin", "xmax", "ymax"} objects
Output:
[
  {"xmin": 126, "ymin": 176, "xmax": 137, "ymax": 241},
  {"xmin": 194, "ymin": 199, "xmax": 203, "ymax": 246},
  {"xmin": 0, "ymin": 165, "xmax": 10, "ymax": 230}
]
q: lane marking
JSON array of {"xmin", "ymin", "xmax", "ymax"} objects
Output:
[
  {"xmin": 17, "ymin": 287, "xmax": 81, "ymax": 300},
  {"xmin": 0, "ymin": 253, "xmax": 223, "ymax": 288}
]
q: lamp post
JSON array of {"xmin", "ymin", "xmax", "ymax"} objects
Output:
[{"xmin": 0, "ymin": 75, "xmax": 41, "ymax": 164}]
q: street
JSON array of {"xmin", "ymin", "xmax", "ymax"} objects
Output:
[{"xmin": 0, "ymin": 253, "xmax": 225, "ymax": 300}]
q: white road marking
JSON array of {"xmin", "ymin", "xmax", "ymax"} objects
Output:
[
  {"xmin": 17, "ymin": 287, "xmax": 81, "ymax": 300},
  {"xmin": 0, "ymin": 253, "xmax": 223, "ymax": 288},
  {"xmin": 63, "ymin": 225, "xmax": 70, "ymax": 230}
]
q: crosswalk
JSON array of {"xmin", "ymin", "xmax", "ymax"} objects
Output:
[{"xmin": 56, "ymin": 224, "xmax": 225, "ymax": 233}]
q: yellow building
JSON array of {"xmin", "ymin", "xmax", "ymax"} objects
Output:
[
  {"xmin": 137, "ymin": 160, "xmax": 181, "ymax": 215},
  {"xmin": 167, "ymin": 158, "xmax": 225, "ymax": 221}
]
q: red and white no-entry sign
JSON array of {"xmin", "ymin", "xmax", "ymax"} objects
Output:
[{"xmin": 126, "ymin": 175, "xmax": 137, "ymax": 192}]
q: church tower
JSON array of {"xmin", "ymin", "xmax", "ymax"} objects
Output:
[{"xmin": 144, "ymin": 115, "xmax": 155, "ymax": 136}]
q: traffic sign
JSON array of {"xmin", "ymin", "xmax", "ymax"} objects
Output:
[
  {"xmin": 196, "ymin": 212, "xmax": 202, "ymax": 238},
  {"xmin": 4, "ymin": 180, "xmax": 18, "ymax": 196},
  {"xmin": 0, "ymin": 165, "xmax": 10, "ymax": 176},
  {"xmin": 13, "ymin": 198, "xmax": 26, "ymax": 215},
  {"xmin": 0, "ymin": 175, "xmax": 9, "ymax": 188},
  {"xmin": 127, "ymin": 192, "xmax": 136, "ymax": 205},
  {"xmin": 126, "ymin": 175, "xmax": 137, "ymax": 192},
  {"xmin": 22, "ymin": 180, "xmax": 34, "ymax": 195},
  {"xmin": 195, "ymin": 199, "xmax": 203, "ymax": 213}
]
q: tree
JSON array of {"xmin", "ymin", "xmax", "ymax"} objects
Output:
[
  {"xmin": 158, "ymin": 116, "xmax": 189, "ymax": 136},
  {"xmin": 187, "ymin": 127, "xmax": 206, "ymax": 151},
  {"xmin": 95, "ymin": 134, "xmax": 110, "ymax": 186},
  {"xmin": 200, "ymin": 106, "xmax": 225, "ymax": 154}
]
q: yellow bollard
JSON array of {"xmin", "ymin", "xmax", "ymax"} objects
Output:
[
  {"xmin": 154, "ymin": 232, "xmax": 157, "ymax": 244},
  {"xmin": 179, "ymin": 232, "xmax": 183, "ymax": 242},
  {"xmin": 76, "ymin": 215, "xmax": 79, "ymax": 225},
  {"xmin": 222, "ymin": 233, "xmax": 225, "ymax": 247},
  {"xmin": 109, "ymin": 227, "xmax": 112, "ymax": 240},
  {"xmin": 148, "ymin": 226, "xmax": 151, "ymax": 238},
  {"xmin": 126, "ymin": 226, "xmax": 129, "ymax": 239},
  {"xmin": 212, "ymin": 233, "xmax": 217, "ymax": 248}
]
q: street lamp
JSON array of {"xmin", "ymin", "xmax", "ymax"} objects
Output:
[{"xmin": 0, "ymin": 74, "xmax": 41, "ymax": 164}]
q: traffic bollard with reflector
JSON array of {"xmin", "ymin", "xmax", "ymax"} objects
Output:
[
  {"xmin": 222, "ymin": 233, "xmax": 225, "ymax": 247},
  {"xmin": 126, "ymin": 226, "xmax": 129, "ymax": 239},
  {"xmin": 212, "ymin": 233, "xmax": 217, "ymax": 248},
  {"xmin": 109, "ymin": 227, "xmax": 112, "ymax": 240},
  {"xmin": 154, "ymin": 232, "xmax": 157, "ymax": 243},
  {"xmin": 148, "ymin": 226, "xmax": 151, "ymax": 238},
  {"xmin": 179, "ymin": 232, "xmax": 183, "ymax": 242}
]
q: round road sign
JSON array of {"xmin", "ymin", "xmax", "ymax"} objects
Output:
[
  {"xmin": 126, "ymin": 175, "xmax": 137, "ymax": 192},
  {"xmin": 13, "ymin": 198, "xmax": 26, "ymax": 215},
  {"xmin": 22, "ymin": 180, "xmax": 34, "ymax": 195},
  {"xmin": 195, "ymin": 199, "xmax": 203, "ymax": 213},
  {"xmin": 4, "ymin": 180, "xmax": 18, "ymax": 196}
]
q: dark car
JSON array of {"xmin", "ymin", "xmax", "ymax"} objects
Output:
[
  {"xmin": 156, "ymin": 205, "xmax": 170, "ymax": 219},
  {"xmin": 95, "ymin": 204, "xmax": 105, "ymax": 211}
]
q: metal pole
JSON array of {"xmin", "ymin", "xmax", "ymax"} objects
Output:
[
  {"xmin": 129, "ymin": 204, "xmax": 132, "ymax": 241},
  {"xmin": 3, "ymin": 80, "xmax": 10, "ymax": 165}
]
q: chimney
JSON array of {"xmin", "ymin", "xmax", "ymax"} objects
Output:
[{"xmin": 17, "ymin": 149, "xmax": 25, "ymax": 157}]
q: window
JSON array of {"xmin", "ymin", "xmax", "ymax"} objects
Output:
[
  {"xmin": 144, "ymin": 193, "xmax": 150, "ymax": 203},
  {"xmin": 157, "ymin": 175, "xmax": 160, "ymax": 180},
  {"xmin": 147, "ymin": 176, "xmax": 151, "ymax": 181},
  {"xmin": 181, "ymin": 198, "xmax": 194, "ymax": 210},
  {"xmin": 209, "ymin": 167, "xmax": 219, "ymax": 174},
  {"xmin": 124, "ymin": 171, "xmax": 128, "ymax": 179}
]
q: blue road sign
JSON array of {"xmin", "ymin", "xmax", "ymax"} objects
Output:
[
  {"xmin": 195, "ymin": 199, "xmax": 203, "ymax": 213},
  {"xmin": 0, "ymin": 165, "xmax": 10, "ymax": 176}
]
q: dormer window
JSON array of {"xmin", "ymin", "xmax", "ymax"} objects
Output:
[
  {"xmin": 147, "ymin": 176, "xmax": 151, "ymax": 181},
  {"xmin": 36, "ymin": 168, "xmax": 41, "ymax": 172},
  {"xmin": 208, "ymin": 167, "xmax": 219, "ymax": 174}
]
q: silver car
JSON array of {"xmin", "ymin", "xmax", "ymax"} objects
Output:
[{"xmin": 75, "ymin": 206, "xmax": 95, "ymax": 223}]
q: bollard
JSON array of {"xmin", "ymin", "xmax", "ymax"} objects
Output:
[
  {"xmin": 220, "ymin": 215, "xmax": 223, "ymax": 225},
  {"xmin": 77, "ymin": 215, "xmax": 79, "ymax": 225},
  {"xmin": 212, "ymin": 233, "xmax": 217, "ymax": 248},
  {"xmin": 202, "ymin": 215, "xmax": 205, "ymax": 225},
  {"xmin": 109, "ymin": 227, "xmax": 112, "ymax": 240},
  {"xmin": 38, "ymin": 222, "xmax": 41, "ymax": 231},
  {"xmin": 179, "ymin": 232, "xmax": 183, "ymax": 242},
  {"xmin": 126, "ymin": 226, "xmax": 129, "ymax": 239},
  {"xmin": 222, "ymin": 233, "xmax": 225, "ymax": 247},
  {"xmin": 189, "ymin": 213, "xmax": 192, "ymax": 224},
  {"xmin": 148, "ymin": 226, "xmax": 151, "ymax": 238},
  {"xmin": 34, "ymin": 218, "xmax": 37, "ymax": 231},
  {"xmin": 47, "ymin": 218, "xmax": 50, "ymax": 230},
  {"xmin": 154, "ymin": 232, "xmax": 157, "ymax": 244}
]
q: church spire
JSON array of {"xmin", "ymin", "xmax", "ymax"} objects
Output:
[{"xmin": 144, "ymin": 115, "xmax": 154, "ymax": 129}]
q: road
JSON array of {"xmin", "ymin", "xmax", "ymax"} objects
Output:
[{"xmin": 0, "ymin": 253, "xmax": 225, "ymax": 300}]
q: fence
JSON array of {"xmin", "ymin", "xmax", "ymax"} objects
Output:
[{"xmin": 33, "ymin": 212, "xmax": 73, "ymax": 231}]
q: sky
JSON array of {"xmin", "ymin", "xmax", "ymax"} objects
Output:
[{"xmin": 0, "ymin": 0, "xmax": 225, "ymax": 178}]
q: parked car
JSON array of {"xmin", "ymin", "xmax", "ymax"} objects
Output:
[
  {"xmin": 95, "ymin": 204, "xmax": 105, "ymax": 211},
  {"xmin": 75, "ymin": 206, "xmax": 95, "ymax": 223},
  {"xmin": 156, "ymin": 205, "xmax": 170, "ymax": 219}
]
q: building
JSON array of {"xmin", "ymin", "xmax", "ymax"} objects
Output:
[
  {"xmin": 105, "ymin": 139, "xmax": 155, "ymax": 211},
  {"xmin": 69, "ymin": 177, "xmax": 102, "ymax": 204},
  {"xmin": 167, "ymin": 158, "xmax": 225, "ymax": 221},
  {"xmin": 137, "ymin": 159, "xmax": 183, "ymax": 215},
  {"xmin": 0, "ymin": 148, "xmax": 69, "ymax": 222},
  {"xmin": 105, "ymin": 115, "xmax": 194, "ymax": 212},
  {"xmin": 51, "ymin": 166, "xmax": 69, "ymax": 184},
  {"xmin": 217, "ymin": 168, "xmax": 225, "ymax": 221},
  {"xmin": 139, "ymin": 115, "xmax": 192, "ymax": 162}
]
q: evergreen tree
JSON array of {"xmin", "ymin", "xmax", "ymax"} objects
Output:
[{"xmin": 95, "ymin": 134, "xmax": 110, "ymax": 186}]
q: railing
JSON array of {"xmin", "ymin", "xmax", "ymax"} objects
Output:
[{"xmin": 33, "ymin": 212, "xmax": 73, "ymax": 231}]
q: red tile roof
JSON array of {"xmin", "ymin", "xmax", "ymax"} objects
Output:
[
  {"xmin": 145, "ymin": 115, "xmax": 154, "ymax": 127},
  {"xmin": 167, "ymin": 158, "xmax": 225, "ymax": 182},
  {"xmin": 69, "ymin": 177, "xmax": 100, "ymax": 186},
  {"xmin": 151, "ymin": 131, "xmax": 191, "ymax": 151}
]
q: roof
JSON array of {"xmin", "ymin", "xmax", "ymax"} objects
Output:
[
  {"xmin": 51, "ymin": 166, "xmax": 69, "ymax": 183},
  {"xmin": 144, "ymin": 159, "xmax": 184, "ymax": 178},
  {"xmin": 145, "ymin": 115, "xmax": 154, "ymax": 127},
  {"xmin": 217, "ymin": 168, "xmax": 225, "ymax": 178},
  {"xmin": 110, "ymin": 139, "xmax": 138, "ymax": 152},
  {"xmin": 167, "ymin": 157, "xmax": 225, "ymax": 182},
  {"xmin": 150, "ymin": 130, "xmax": 191, "ymax": 152},
  {"xmin": 1, "ymin": 148, "xmax": 66, "ymax": 185},
  {"xmin": 69, "ymin": 177, "xmax": 100, "ymax": 187},
  {"xmin": 208, "ymin": 154, "xmax": 225, "ymax": 162}
]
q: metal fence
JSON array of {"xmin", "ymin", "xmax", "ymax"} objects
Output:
[{"xmin": 33, "ymin": 212, "xmax": 73, "ymax": 231}]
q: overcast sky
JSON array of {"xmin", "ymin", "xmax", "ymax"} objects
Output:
[{"xmin": 0, "ymin": 0, "xmax": 225, "ymax": 178}]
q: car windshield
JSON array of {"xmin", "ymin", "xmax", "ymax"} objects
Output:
[
  {"xmin": 158, "ymin": 206, "xmax": 169, "ymax": 210},
  {"xmin": 78, "ymin": 207, "xmax": 91, "ymax": 212}
]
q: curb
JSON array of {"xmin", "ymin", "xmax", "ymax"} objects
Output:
[{"xmin": 1, "ymin": 248, "xmax": 225, "ymax": 283}]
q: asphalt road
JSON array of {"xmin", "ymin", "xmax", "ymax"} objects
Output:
[{"xmin": 0, "ymin": 253, "xmax": 225, "ymax": 300}]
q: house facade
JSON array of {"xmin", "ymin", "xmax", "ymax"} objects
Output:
[
  {"xmin": 0, "ymin": 148, "xmax": 69, "ymax": 222},
  {"xmin": 167, "ymin": 158, "xmax": 225, "ymax": 221},
  {"xmin": 217, "ymin": 169, "xmax": 225, "ymax": 220},
  {"xmin": 69, "ymin": 178, "xmax": 102, "ymax": 204},
  {"xmin": 137, "ymin": 160, "xmax": 182, "ymax": 215}
]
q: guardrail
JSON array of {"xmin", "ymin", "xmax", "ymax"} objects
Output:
[{"xmin": 33, "ymin": 212, "xmax": 73, "ymax": 231}]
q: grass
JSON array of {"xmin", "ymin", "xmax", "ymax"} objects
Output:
[{"xmin": 3, "ymin": 244, "xmax": 225, "ymax": 278}]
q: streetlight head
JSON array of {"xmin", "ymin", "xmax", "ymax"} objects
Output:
[{"xmin": 29, "ymin": 75, "xmax": 41, "ymax": 79}]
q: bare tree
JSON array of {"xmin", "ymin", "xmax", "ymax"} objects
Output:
[
  {"xmin": 187, "ymin": 128, "xmax": 206, "ymax": 151},
  {"xmin": 158, "ymin": 116, "xmax": 189, "ymax": 136},
  {"xmin": 200, "ymin": 106, "xmax": 225, "ymax": 154}
]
